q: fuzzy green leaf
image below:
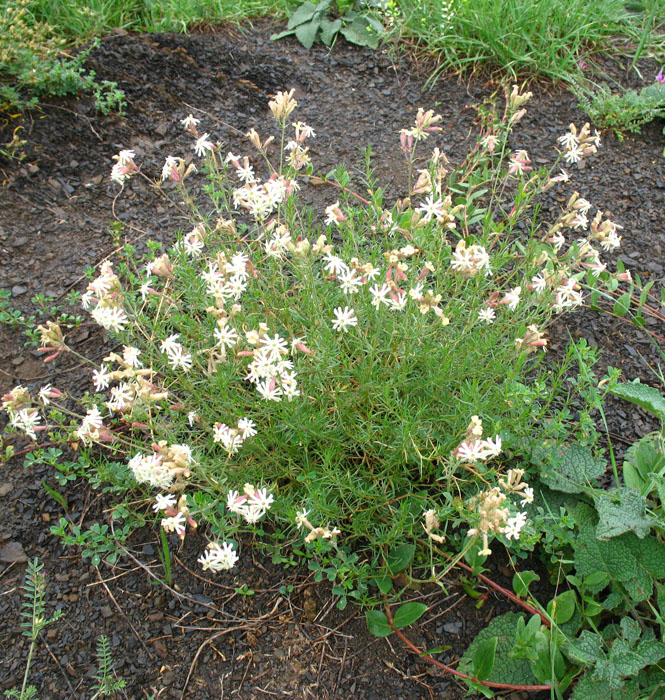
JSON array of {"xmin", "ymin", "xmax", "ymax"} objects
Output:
[
  {"xmin": 295, "ymin": 20, "xmax": 320, "ymax": 49},
  {"xmin": 459, "ymin": 612, "xmax": 539, "ymax": 685},
  {"xmin": 622, "ymin": 431, "xmax": 665, "ymax": 490},
  {"xmin": 571, "ymin": 674, "xmax": 638, "ymax": 700},
  {"xmin": 319, "ymin": 17, "xmax": 342, "ymax": 45},
  {"xmin": 340, "ymin": 16, "xmax": 381, "ymax": 49},
  {"xmin": 539, "ymin": 443, "xmax": 605, "ymax": 494},
  {"xmin": 564, "ymin": 630, "xmax": 604, "ymax": 664},
  {"xmin": 365, "ymin": 610, "xmax": 392, "ymax": 637},
  {"xmin": 287, "ymin": 1, "xmax": 318, "ymax": 29},
  {"xmin": 574, "ymin": 513, "xmax": 665, "ymax": 602},
  {"xmin": 593, "ymin": 488, "xmax": 653, "ymax": 539},
  {"xmin": 392, "ymin": 602, "xmax": 427, "ymax": 628},
  {"xmin": 609, "ymin": 380, "xmax": 665, "ymax": 420}
]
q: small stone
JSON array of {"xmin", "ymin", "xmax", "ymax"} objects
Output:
[
  {"xmin": 0, "ymin": 541, "xmax": 28, "ymax": 563},
  {"xmin": 11, "ymin": 286, "xmax": 28, "ymax": 296},
  {"xmin": 10, "ymin": 237, "xmax": 28, "ymax": 248},
  {"xmin": 100, "ymin": 605, "xmax": 114, "ymax": 619}
]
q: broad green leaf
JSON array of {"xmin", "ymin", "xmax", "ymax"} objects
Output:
[
  {"xmin": 385, "ymin": 543, "xmax": 414, "ymax": 574},
  {"xmin": 593, "ymin": 488, "xmax": 653, "ymax": 539},
  {"xmin": 287, "ymin": 1, "xmax": 318, "ymax": 29},
  {"xmin": 374, "ymin": 574, "xmax": 393, "ymax": 594},
  {"xmin": 639, "ymin": 279, "xmax": 655, "ymax": 307},
  {"xmin": 564, "ymin": 630, "xmax": 604, "ymax": 664},
  {"xmin": 392, "ymin": 601, "xmax": 427, "ymax": 628},
  {"xmin": 512, "ymin": 570, "xmax": 540, "ymax": 597},
  {"xmin": 270, "ymin": 28, "xmax": 297, "ymax": 40},
  {"xmin": 548, "ymin": 590, "xmax": 577, "ymax": 625},
  {"xmin": 472, "ymin": 636, "xmax": 497, "ymax": 680},
  {"xmin": 319, "ymin": 17, "xmax": 341, "ymax": 45},
  {"xmin": 539, "ymin": 443, "xmax": 606, "ymax": 494},
  {"xmin": 571, "ymin": 673, "xmax": 638, "ymax": 700},
  {"xmin": 609, "ymin": 380, "xmax": 665, "ymax": 420},
  {"xmin": 365, "ymin": 610, "xmax": 392, "ymax": 637},
  {"xmin": 459, "ymin": 612, "xmax": 539, "ymax": 685},
  {"xmin": 613, "ymin": 291, "xmax": 631, "ymax": 316},
  {"xmin": 340, "ymin": 16, "xmax": 380, "ymax": 49},
  {"xmin": 295, "ymin": 20, "xmax": 320, "ymax": 49}
]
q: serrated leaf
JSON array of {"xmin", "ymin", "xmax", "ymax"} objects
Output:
[
  {"xmin": 365, "ymin": 610, "xmax": 392, "ymax": 637},
  {"xmin": 564, "ymin": 630, "xmax": 604, "ymax": 664},
  {"xmin": 539, "ymin": 443, "xmax": 606, "ymax": 494},
  {"xmin": 385, "ymin": 543, "xmax": 414, "ymax": 574},
  {"xmin": 319, "ymin": 17, "xmax": 341, "ymax": 45},
  {"xmin": 609, "ymin": 380, "xmax": 665, "ymax": 420},
  {"xmin": 295, "ymin": 20, "xmax": 320, "ymax": 49},
  {"xmin": 594, "ymin": 488, "xmax": 653, "ymax": 539},
  {"xmin": 392, "ymin": 601, "xmax": 427, "ymax": 628},
  {"xmin": 571, "ymin": 673, "xmax": 638, "ymax": 700},
  {"xmin": 287, "ymin": 1, "xmax": 318, "ymax": 29},
  {"xmin": 472, "ymin": 636, "xmax": 497, "ymax": 680}
]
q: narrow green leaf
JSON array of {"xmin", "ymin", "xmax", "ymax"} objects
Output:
[
  {"xmin": 41, "ymin": 480, "xmax": 67, "ymax": 510},
  {"xmin": 639, "ymin": 279, "xmax": 654, "ymax": 307},
  {"xmin": 392, "ymin": 602, "xmax": 427, "ymax": 628},
  {"xmin": 365, "ymin": 610, "xmax": 392, "ymax": 637},
  {"xmin": 270, "ymin": 28, "xmax": 297, "ymax": 41},
  {"xmin": 472, "ymin": 636, "xmax": 497, "ymax": 680}
]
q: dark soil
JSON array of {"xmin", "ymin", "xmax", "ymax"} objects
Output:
[{"xmin": 1, "ymin": 19, "xmax": 664, "ymax": 699}]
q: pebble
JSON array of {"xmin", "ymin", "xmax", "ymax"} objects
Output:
[{"xmin": 11, "ymin": 286, "xmax": 28, "ymax": 296}]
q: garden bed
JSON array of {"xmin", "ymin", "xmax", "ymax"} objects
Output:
[{"xmin": 1, "ymin": 19, "xmax": 664, "ymax": 699}]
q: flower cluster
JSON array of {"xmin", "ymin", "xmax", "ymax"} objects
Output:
[
  {"xmin": 295, "ymin": 509, "xmax": 341, "ymax": 544},
  {"xmin": 128, "ymin": 441, "xmax": 193, "ymax": 490},
  {"xmin": 2, "ymin": 386, "xmax": 42, "ymax": 440},
  {"xmin": 110, "ymin": 149, "xmax": 139, "ymax": 185},
  {"xmin": 450, "ymin": 240, "xmax": 491, "ymax": 277},
  {"xmin": 81, "ymin": 261, "xmax": 129, "ymax": 333},
  {"xmin": 557, "ymin": 122, "xmax": 601, "ymax": 164},
  {"xmin": 198, "ymin": 541, "xmax": 239, "ymax": 572},
  {"xmin": 213, "ymin": 417, "xmax": 257, "ymax": 455},
  {"xmin": 227, "ymin": 484, "xmax": 274, "ymax": 524},
  {"xmin": 153, "ymin": 493, "xmax": 197, "ymax": 539},
  {"xmin": 92, "ymin": 347, "xmax": 168, "ymax": 416},
  {"xmin": 453, "ymin": 415, "xmax": 502, "ymax": 463},
  {"xmin": 242, "ymin": 325, "xmax": 301, "ymax": 402},
  {"xmin": 467, "ymin": 468, "xmax": 534, "ymax": 556}
]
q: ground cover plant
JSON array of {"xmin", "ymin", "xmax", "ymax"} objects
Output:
[{"xmin": 6, "ymin": 74, "xmax": 665, "ymax": 697}]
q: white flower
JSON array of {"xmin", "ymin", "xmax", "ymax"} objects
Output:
[
  {"xmin": 478, "ymin": 307, "xmax": 495, "ymax": 323},
  {"xmin": 331, "ymin": 306, "xmax": 358, "ymax": 332},
  {"xmin": 160, "ymin": 334, "xmax": 181, "ymax": 354},
  {"xmin": 369, "ymin": 283, "xmax": 391, "ymax": 308},
  {"xmin": 323, "ymin": 254, "xmax": 349, "ymax": 276},
  {"xmin": 237, "ymin": 417, "xmax": 257, "ymax": 439},
  {"xmin": 520, "ymin": 487, "xmax": 534, "ymax": 507},
  {"xmin": 530, "ymin": 274, "xmax": 546, "ymax": 294},
  {"xmin": 563, "ymin": 145, "xmax": 584, "ymax": 164},
  {"xmin": 161, "ymin": 512, "xmax": 187, "ymax": 538},
  {"xmin": 338, "ymin": 269, "xmax": 363, "ymax": 294},
  {"xmin": 214, "ymin": 324, "xmax": 239, "ymax": 349},
  {"xmin": 256, "ymin": 378, "xmax": 283, "ymax": 402},
  {"xmin": 181, "ymin": 114, "xmax": 200, "ymax": 130},
  {"xmin": 91, "ymin": 305, "xmax": 128, "ymax": 333},
  {"xmin": 153, "ymin": 494, "xmax": 177, "ymax": 512},
  {"xmin": 198, "ymin": 542, "xmax": 239, "ymax": 572},
  {"xmin": 193, "ymin": 133, "xmax": 215, "ymax": 157},
  {"xmin": 12, "ymin": 408, "xmax": 41, "ymax": 440},
  {"xmin": 416, "ymin": 195, "xmax": 446, "ymax": 222},
  {"xmin": 161, "ymin": 156, "xmax": 178, "ymax": 181},
  {"xmin": 504, "ymin": 512, "xmax": 528, "ymax": 540},
  {"xmin": 122, "ymin": 346, "xmax": 143, "ymax": 368},
  {"xmin": 166, "ymin": 346, "xmax": 193, "ymax": 373}
]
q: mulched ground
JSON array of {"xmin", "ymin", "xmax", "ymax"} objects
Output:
[{"xmin": 1, "ymin": 19, "xmax": 664, "ymax": 699}]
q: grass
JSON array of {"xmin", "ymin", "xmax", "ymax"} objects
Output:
[
  {"xmin": 393, "ymin": 0, "xmax": 665, "ymax": 85},
  {"xmin": 5, "ymin": 0, "xmax": 289, "ymax": 42}
]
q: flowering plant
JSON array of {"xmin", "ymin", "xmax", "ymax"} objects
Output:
[{"xmin": 2, "ymin": 86, "xmax": 629, "ymax": 585}]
